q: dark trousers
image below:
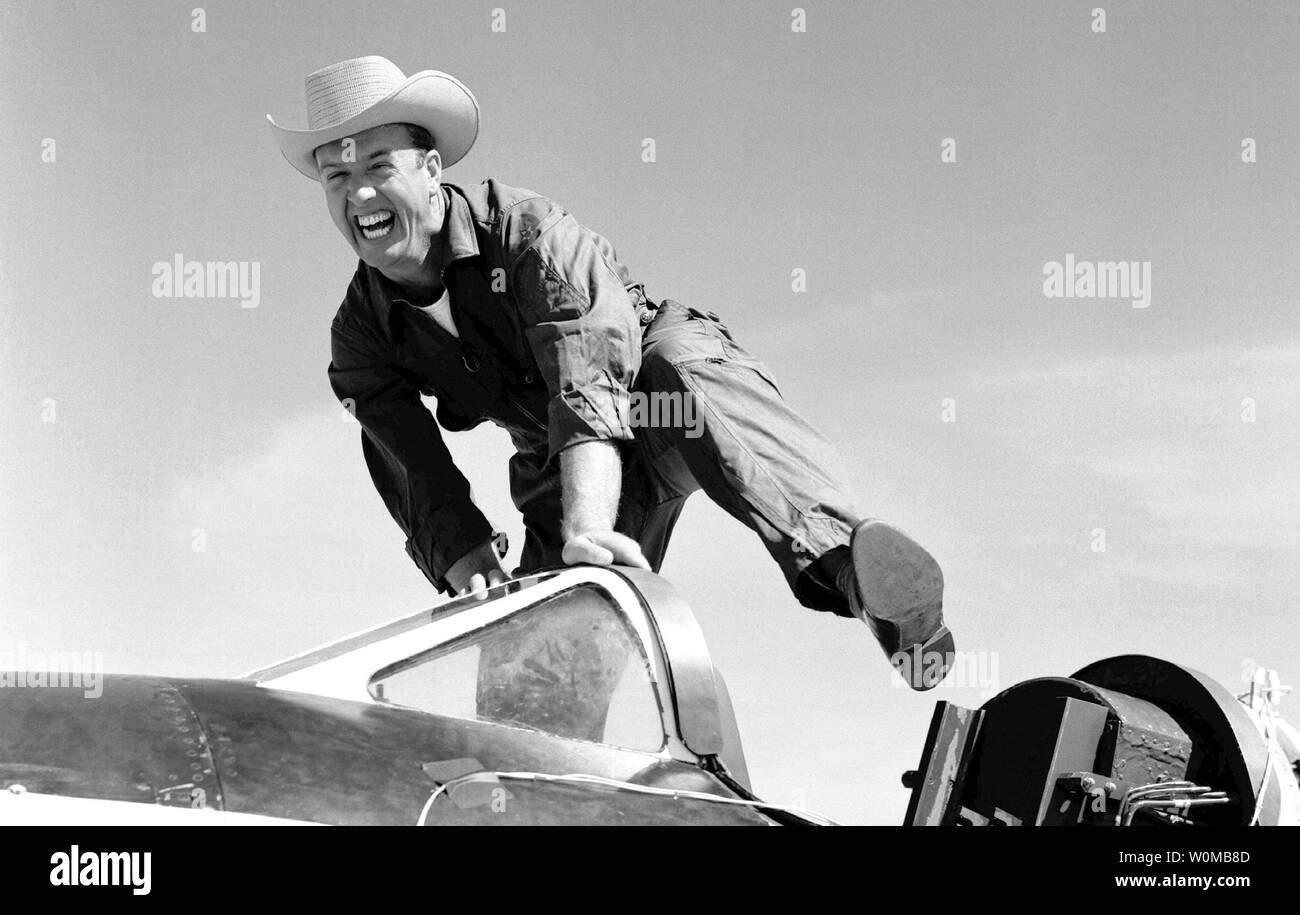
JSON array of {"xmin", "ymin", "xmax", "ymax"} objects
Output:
[{"xmin": 510, "ymin": 299, "xmax": 860, "ymax": 616}]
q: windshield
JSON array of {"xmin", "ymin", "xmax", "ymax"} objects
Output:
[{"xmin": 369, "ymin": 585, "xmax": 665, "ymax": 752}]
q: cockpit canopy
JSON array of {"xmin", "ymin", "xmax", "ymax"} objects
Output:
[{"xmin": 244, "ymin": 567, "xmax": 751, "ymax": 787}]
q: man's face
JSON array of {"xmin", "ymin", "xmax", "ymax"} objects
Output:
[{"xmin": 314, "ymin": 124, "xmax": 443, "ymax": 275}]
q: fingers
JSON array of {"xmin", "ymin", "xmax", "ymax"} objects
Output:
[
  {"xmin": 455, "ymin": 574, "xmax": 482, "ymax": 599},
  {"xmin": 562, "ymin": 531, "xmax": 651, "ymax": 571},
  {"xmin": 457, "ymin": 571, "xmax": 502, "ymax": 601},
  {"xmin": 597, "ymin": 532, "xmax": 652, "ymax": 570},
  {"xmin": 562, "ymin": 535, "xmax": 615, "ymax": 567}
]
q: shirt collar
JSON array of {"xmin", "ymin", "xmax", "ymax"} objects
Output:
[
  {"xmin": 366, "ymin": 184, "xmax": 479, "ymax": 307},
  {"xmin": 438, "ymin": 183, "xmax": 480, "ymax": 264}
]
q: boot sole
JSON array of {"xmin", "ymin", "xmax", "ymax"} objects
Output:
[{"xmin": 851, "ymin": 520, "xmax": 954, "ymax": 691}]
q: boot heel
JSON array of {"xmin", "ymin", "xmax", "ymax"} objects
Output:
[{"xmin": 891, "ymin": 626, "xmax": 956, "ymax": 691}]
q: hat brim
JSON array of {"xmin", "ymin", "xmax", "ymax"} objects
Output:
[{"xmin": 266, "ymin": 69, "xmax": 479, "ymax": 181}]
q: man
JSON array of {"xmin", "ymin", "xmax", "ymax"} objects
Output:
[{"xmin": 268, "ymin": 56, "xmax": 956, "ymax": 689}]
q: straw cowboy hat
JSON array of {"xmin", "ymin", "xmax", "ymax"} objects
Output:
[{"xmin": 267, "ymin": 55, "xmax": 479, "ymax": 180}]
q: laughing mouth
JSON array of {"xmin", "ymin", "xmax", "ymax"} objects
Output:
[{"xmin": 354, "ymin": 210, "xmax": 395, "ymax": 241}]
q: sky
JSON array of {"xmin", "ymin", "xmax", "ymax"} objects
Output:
[{"xmin": 1, "ymin": 0, "xmax": 1297, "ymax": 825}]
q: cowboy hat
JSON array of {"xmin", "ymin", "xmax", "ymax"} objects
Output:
[{"xmin": 267, "ymin": 55, "xmax": 479, "ymax": 180}]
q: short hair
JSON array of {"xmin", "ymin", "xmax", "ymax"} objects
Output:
[
  {"xmin": 398, "ymin": 123, "xmax": 436, "ymax": 156},
  {"xmin": 313, "ymin": 123, "xmax": 436, "ymax": 172}
]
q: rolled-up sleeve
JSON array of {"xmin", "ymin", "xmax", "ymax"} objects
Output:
[
  {"xmin": 329, "ymin": 320, "xmax": 494, "ymax": 593},
  {"xmin": 505, "ymin": 200, "xmax": 641, "ymax": 463}
]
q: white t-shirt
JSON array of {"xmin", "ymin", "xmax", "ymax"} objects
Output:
[{"xmin": 415, "ymin": 287, "xmax": 459, "ymax": 338}]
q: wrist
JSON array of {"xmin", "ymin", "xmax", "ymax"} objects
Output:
[
  {"xmin": 562, "ymin": 517, "xmax": 611, "ymax": 542},
  {"xmin": 445, "ymin": 539, "xmax": 502, "ymax": 591}
]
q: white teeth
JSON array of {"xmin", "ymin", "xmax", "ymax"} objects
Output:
[{"xmin": 355, "ymin": 210, "xmax": 394, "ymax": 242}]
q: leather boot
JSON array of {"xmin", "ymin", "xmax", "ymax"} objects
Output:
[{"xmin": 835, "ymin": 520, "xmax": 955, "ymax": 691}]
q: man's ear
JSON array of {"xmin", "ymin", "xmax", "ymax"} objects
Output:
[{"xmin": 423, "ymin": 148, "xmax": 443, "ymax": 185}]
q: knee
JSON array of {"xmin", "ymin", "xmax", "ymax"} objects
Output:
[{"xmin": 637, "ymin": 344, "xmax": 691, "ymax": 392}]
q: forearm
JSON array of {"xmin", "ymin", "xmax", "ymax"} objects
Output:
[
  {"xmin": 332, "ymin": 330, "xmax": 497, "ymax": 592},
  {"xmin": 560, "ymin": 440, "xmax": 622, "ymax": 539}
]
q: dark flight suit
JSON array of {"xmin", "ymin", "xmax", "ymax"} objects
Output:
[{"xmin": 329, "ymin": 179, "xmax": 859, "ymax": 616}]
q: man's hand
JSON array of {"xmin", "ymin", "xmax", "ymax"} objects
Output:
[
  {"xmin": 562, "ymin": 529, "xmax": 651, "ymax": 570},
  {"xmin": 559, "ymin": 440, "xmax": 651, "ymax": 571},
  {"xmin": 445, "ymin": 538, "xmax": 508, "ymax": 600}
]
